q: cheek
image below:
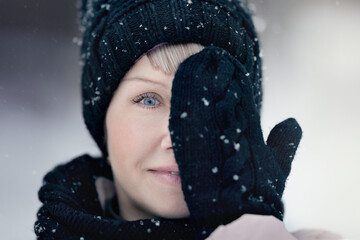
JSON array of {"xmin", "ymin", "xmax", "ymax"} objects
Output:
[
  {"xmin": 107, "ymin": 113, "xmax": 161, "ymax": 167},
  {"xmin": 109, "ymin": 117, "xmax": 141, "ymax": 161}
]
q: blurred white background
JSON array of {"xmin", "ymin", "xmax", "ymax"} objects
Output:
[{"xmin": 0, "ymin": 0, "xmax": 359, "ymax": 239}]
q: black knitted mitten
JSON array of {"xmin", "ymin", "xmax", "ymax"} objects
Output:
[{"xmin": 169, "ymin": 46, "xmax": 302, "ymax": 240}]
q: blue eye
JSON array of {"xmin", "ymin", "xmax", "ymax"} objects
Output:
[
  {"xmin": 143, "ymin": 98, "xmax": 157, "ymax": 106},
  {"xmin": 132, "ymin": 92, "xmax": 162, "ymax": 110}
]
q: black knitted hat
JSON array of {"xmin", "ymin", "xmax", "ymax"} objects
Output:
[{"xmin": 78, "ymin": 0, "xmax": 263, "ymax": 157}]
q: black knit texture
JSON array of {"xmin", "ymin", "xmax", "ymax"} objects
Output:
[
  {"xmin": 169, "ymin": 46, "xmax": 302, "ymax": 239},
  {"xmin": 78, "ymin": 0, "xmax": 263, "ymax": 156},
  {"xmin": 34, "ymin": 154, "xmax": 195, "ymax": 239}
]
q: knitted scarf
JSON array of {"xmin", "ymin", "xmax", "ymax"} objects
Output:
[{"xmin": 34, "ymin": 154, "xmax": 195, "ymax": 239}]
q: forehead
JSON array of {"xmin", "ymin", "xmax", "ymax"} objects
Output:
[{"xmin": 122, "ymin": 55, "xmax": 174, "ymax": 88}]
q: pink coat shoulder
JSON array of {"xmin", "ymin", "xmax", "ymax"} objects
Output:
[{"xmin": 206, "ymin": 214, "xmax": 343, "ymax": 240}]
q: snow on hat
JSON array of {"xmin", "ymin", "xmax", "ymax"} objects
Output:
[{"xmin": 77, "ymin": 0, "xmax": 263, "ymax": 156}]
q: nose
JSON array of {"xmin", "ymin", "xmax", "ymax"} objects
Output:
[{"xmin": 160, "ymin": 112, "xmax": 173, "ymax": 150}]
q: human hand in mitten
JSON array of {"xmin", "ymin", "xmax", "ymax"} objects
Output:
[{"xmin": 169, "ymin": 46, "xmax": 302, "ymax": 240}]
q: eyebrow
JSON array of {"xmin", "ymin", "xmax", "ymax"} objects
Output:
[{"xmin": 122, "ymin": 77, "xmax": 168, "ymax": 88}]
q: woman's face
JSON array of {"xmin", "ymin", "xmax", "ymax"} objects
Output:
[{"xmin": 105, "ymin": 54, "xmax": 190, "ymax": 220}]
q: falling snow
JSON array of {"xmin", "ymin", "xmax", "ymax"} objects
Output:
[
  {"xmin": 201, "ymin": 97, "xmax": 210, "ymax": 106},
  {"xmin": 180, "ymin": 112, "xmax": 188, "ymax": 118},
  {"xmin": 72, "ymin": 37, "xmax": 82, "ymax": 46},
  {"xmin": 233, "ymin": 142, "xmax": 240, "ymax": 151},
  {"xmin": 197, "ymin": 22, "xmax": 204, "ymax": 28},
  {"xmin": 151, "ymin": 219, "xmax": 161, "ymax": 226},
  {"xmin": 101, "ymin": 4, "xmax": 111, "ymax": 10}
]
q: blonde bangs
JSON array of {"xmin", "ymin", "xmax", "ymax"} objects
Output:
[{"xmin": 146, "ymin": 43, "xmax": 205, "ymax": 75}]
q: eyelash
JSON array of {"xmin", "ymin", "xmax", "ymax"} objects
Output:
[{"xmin": 132, "ymin": 92, "xmax": 163, "ymax": 110}]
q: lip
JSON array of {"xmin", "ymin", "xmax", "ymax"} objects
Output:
[
  {"xmin": 148, "ymin": 165, "xmax": 181, "ymax": 186},
  {"xmin": 149, "ymin": 165, "xmax": 179, "ymax": 173}
]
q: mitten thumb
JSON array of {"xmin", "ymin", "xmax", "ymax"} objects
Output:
[{"xmin": 266, "ymin": 118, "xmax": 302, "ymax": 177}]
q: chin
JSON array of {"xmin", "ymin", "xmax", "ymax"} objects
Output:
[{"xmin": 157, "ymin": 203, "xmax": 190, "ymax": 219}]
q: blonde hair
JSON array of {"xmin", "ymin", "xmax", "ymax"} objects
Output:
[{"xmin": 146, "ymin": 43, "xmax": 205, "ymax": 75}]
